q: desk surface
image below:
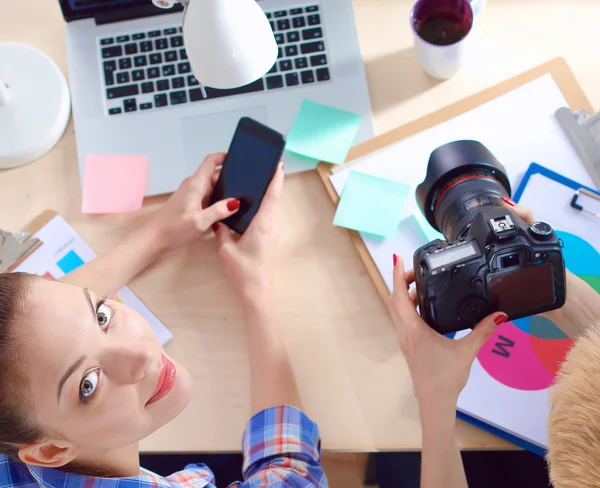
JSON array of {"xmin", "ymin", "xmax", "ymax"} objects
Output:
[{"xmin": 1, "ymin": 0, "xmax": 598, "ymax": 453}]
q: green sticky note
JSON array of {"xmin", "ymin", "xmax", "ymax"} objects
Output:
[
  {"xmin": 414, "ymin": 212, "xmax": 444, "ymax": 241},
  {"xmin": 285, "ymin": 99, "xmax": 362, "ymax": 164},
  {"xmin": 333, "ymin": 171, "xmax": 410, "ymax": 237}
]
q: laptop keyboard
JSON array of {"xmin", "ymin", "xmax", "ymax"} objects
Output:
[{"xmin": 99, "ymin": 4, "xmax": 331, "ymax": 116}]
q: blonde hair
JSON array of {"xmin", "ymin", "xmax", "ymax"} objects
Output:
[{"xmin": 548, "ymin": 322, "xmax": 600, "ymax": 488}]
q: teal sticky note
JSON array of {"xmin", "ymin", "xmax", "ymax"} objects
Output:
[
  {"xmin": 414, "ymin": 212, "xmax": 444, "ymax": 241},
  {"xmin": 333, "ymin": 171, "xmax": 410, "ymax": 237},
  {"xmin": 285, "ymin": 100, "xmax": 362, "ymax": 164}
]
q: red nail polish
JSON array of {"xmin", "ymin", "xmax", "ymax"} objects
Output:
[
  {"xmin": 502, "ymin": 196, "xmax": 516, "ymax": 207},
  {"xmin": 212, "ymin": 223, "xmax": 219, "ymax": 232},
  {"xmin": 227, "ymin": 199, "xmax": 240, "ymax": 211},
  {"xmin": 494, "ymin": 313, "xmax": 508, "ymax": 326},
  {"xmin": 393, "ymin": 254, "xmax": 398, "ymax": 267}
]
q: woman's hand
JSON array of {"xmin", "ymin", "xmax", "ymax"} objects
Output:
[
  {"xmin": 149, "ymin": 152, "xmax": 241, "ymax": 252},
  {"xmin": 388, "ymin": 255, "xmax": 507, "ymax": 411},
  {"xmin": 215, "ymin": 163, "xmax": 284, "ymax": 303}
]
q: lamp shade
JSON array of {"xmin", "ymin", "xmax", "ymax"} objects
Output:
[{"xmin": 183, "ymin": 0, "xmax": 278, "ymax": 89}]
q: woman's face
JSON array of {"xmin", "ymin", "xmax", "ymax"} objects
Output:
[{"xmin": 19, "ymin": 279, "xmax": 193, "ymax": 452}]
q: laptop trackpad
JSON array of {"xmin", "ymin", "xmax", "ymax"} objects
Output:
[{"xmin": 181, "ymin": 106, "xmax": 268, "ymax": 176}]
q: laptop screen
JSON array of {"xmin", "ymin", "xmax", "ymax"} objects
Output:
[{"xmin": 59, "ymin": 0, "xmax": 174, "ymax": 22}]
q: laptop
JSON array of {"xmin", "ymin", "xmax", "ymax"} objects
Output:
[{"xmin": 60, "ymin": 0, "xmax": 374, "ymax": 195}]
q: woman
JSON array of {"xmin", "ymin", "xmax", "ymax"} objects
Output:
[{"xmin": 0, "ymin": 153, "xmax": 326, "ymax": 487}]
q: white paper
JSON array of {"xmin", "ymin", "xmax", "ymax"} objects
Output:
[
  {"xmin": 14, "ymin": 216, "xmax": 173, "ymax": 345},
  {"xmin": 329, "ymin": 75, "xmax": 598, "ymax": 449}
]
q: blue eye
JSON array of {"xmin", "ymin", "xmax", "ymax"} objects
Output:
[{"xmin": 80, "ymin": 370, "xmax": 99, "ymax": 401}]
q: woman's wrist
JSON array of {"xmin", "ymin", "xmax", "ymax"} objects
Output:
[
  {"xmin": 133, "ymin": 222, "xmax": 169, "ymax": 261},
  {"xmin": 419, "ymin": 397, "xmax": 458, "ymax": 438}
]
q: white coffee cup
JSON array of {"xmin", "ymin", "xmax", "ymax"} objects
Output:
[{"xmin": 410, "ymin": 0, "xmax": 475, "ymax": 80}]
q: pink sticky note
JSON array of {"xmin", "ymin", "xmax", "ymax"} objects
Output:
[{"xmin": 82, "ymin": 155, "xmax": 148, "ymax": 214}]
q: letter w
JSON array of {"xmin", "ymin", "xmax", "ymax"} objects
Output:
[{"xmin": 491, "ymin": 335, "xmax": 515, "ymax": 358}]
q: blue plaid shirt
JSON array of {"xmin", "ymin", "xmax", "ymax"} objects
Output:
[{"xmin": 0, "ymin": 406, "xmax": 326, "ymax": 488}]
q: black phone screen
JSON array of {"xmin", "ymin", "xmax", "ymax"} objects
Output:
[{"xmin": 214, "ymin": 120, "xmax": 284, "ymax": 233}]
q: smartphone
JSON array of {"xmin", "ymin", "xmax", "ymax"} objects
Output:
[{"xmin": 210, "ymin": 117, "xmax": 286, "ymax": 234}]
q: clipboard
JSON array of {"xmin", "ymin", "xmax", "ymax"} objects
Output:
[
  {"xmin": 316, "ymin": 57, "xmax": 594, "ymax": 305},
  {"xmin": 0, "ymin": 211, "xmax": 174, "ymax": 345}
]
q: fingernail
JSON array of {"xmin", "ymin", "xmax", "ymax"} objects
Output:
[
  {"xmin": 494, "ymin": 313, "xmax": 508, "ymax": 326},
  {"xmin": 212, "ymin": 223, "xmax": 219, "ymax": 232},
  {"xmin": 502, "ymin": 196, "xmax": 516, "ymax": 207},
  {"xmin": 393, "ymin": 254, "xmax": 398, "ymax": 267},
  {"xmin": 227, "ymin": 199, "xmax": 240, "ymax": 211}
]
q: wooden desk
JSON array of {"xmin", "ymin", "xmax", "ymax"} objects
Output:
[{"xmin": 1, "ymin": 0, "xmax": 598, "ymax": 453}]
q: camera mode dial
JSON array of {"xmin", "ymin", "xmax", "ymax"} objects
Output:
[{"xmin": 528, "ymin": 221, "xmax": 554, "ymax": 241}]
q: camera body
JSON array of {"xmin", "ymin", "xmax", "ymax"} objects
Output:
[{"xmin": 413, "ymin": 140, "xmax": 566, "ymax": 334}]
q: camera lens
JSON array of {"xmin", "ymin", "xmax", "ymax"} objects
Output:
[{"xmin": 415, "ymin": 141, "xmax": 512, "ymax": 242}]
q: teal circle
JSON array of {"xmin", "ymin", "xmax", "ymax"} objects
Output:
[{"xmin": 557, "ymin": 231, "xmax": 600, "ymax": 277}]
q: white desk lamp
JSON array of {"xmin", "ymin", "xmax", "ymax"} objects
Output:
[
  {"xmin": 153, "ymin": 0, "xmax": 278, "ymax": 89},
  {"xmin": 0, "ymin": 43, "xmax": 71, "ymax": 169}
]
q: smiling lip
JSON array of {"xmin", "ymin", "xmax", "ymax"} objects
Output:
[{"xmin": 146, "ymin": 355, "xmax": 176, "ymax": 406}]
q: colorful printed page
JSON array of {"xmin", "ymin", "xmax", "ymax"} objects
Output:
[{"xmin": 14, "ymin": 216, "xmax": 172, "ymax": 345}]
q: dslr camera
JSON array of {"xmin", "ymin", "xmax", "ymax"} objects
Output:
[{"xmin": 413, "ymin": 141, "xmax": 566, "ymax": 335}]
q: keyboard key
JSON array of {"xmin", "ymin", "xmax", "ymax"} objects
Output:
[
  {"xmin": 179, "ymin": 26, "xmax": 183, "ymax": 33},
  {"xmin": 268, "ymin": 63, "xmax": 277, "ymax": 74},
  {"xmin": 277, "ymin": 19, "xmax": 290, "ymax": 30},
  {"xmin": 177, "ymin": 62, "xmax": 191, "ymax": 74},
  {"xmin": 164, "ymin": 27, "xmax": 177, "ymax": 35},
  {"xmin": 155, "ymin": 38, "xmax": 168, "ymax": 50},
  {"xmin": 134, "ymin": 55, "xmax": 147, "ymax": 67},
  {"xmin": 147, "ymin": 67, "xmax": 160, "ymax": 79},
  {"xmin": 108, "ymin": 107, "xmax": 122, "ymax": 115},
  {"xmin": 275, "ymin": 34, "xmax": 284, "ymax": 45},
  {"xmin": 306, "ymin": 6, "xmax": 319, "ymax": 12},
  {"xmin": 119, "ymin": 58, "xmax": 132, "ymax": 70},
  {"xmin": 132, "ymin": 33, "xmax": 145, "ymax": 40},
  {"xmin": 266, "ymin": 12, "xmax": 272, "ymax": 19},
  {"xmin": 116, "ymin": 35, "xmax": 130, "ymax": 43},
  {"xmin": 266, "ymin": 75, "xmax": 284, "ymax": 89},
  {"xmin": 150, "ymin": 53, "xmax": 163, "ymax": 65},
  {"xmin": 301, "ymin": 70, "xmax": 315, "ymax": 84},
  {"xmin": 140, "ymin": 41, "xmax": 153, "ymax": 52},
  {"xmin": 116, "ymin": 72, "xmax": 130, "ymax": 84},
  {"xmin": 172, "ymin": 77, "xmax": 185, "ymax": 89},
  {"xmin": 279, "ymin": 59, "xmax": 293, "ymax": 71},
  {"xmin": 189, "ymin": 88, "xmax": 205, "ymax": 102},
  {"xmin": 148, "ymin": 30, "xmax": 161, "ymax": 38},
  {"xmin": 187, "ymin": 75, "xmax": 200, "ymax": 86},
  {"xmin": 125, "ymin": 43, "xmax": 138, "ymax": 55},
  {"xmin": 165, "ymin": 50, "xmax": 177, "ymax": 62},
  {"xmin": 316, "ymin": 67, "xmax": 330, "ymax": 81},
  {"xmin": 302, "ymin": 27, "xmax": 323, "ymax": 40},
  {"xmin": 170, "ymin": 35, "xmax": 184, "ymax": 48},
  {"xmin": 170, "ymin": 90, "xmax": 187, "ymax": 105},
  {"xmin": 154, "ymin": 93, "xmax": 168, "ymax": 107},
  {"xmin": 290, "ymin": 8, "xmax": 303, "ymax": 15},
  {"xmin": 285, "ymin": 45, "xmax": 298, "ymax": 57},
  {"xmin": 104, "ymin": 60, "xmax": 117, "ymax": 71},
  {"xmin": 157, "ymin": 79, "xmax": 170, "ymax": 91},
  {"xmin": 107, "ymin": 84, "xmax": 139, "ymax": 99},
  {"xmin": 162, "ymin": 64, "xmax": 175, "ymax": 76},
  {"xmin": 124, "ymin": 98, "xmax": 137, "ymax": 112},
  {"xmin": 102, "ymin": 46, "xmax": 122, "ymax": 58},
  {"xmin": 140, "ymin": 102, "xmax": 153, "ymax": 110},
  {"xmin": 310, "ymin": 54, "xmax": 327, "ymax": 66},
  {"xmin": 292, "ymin": 16, "xmax": 306, "ymax": 28},
  {"xmin": 285, "ymin": 72, "xmax": 299, "ymax": 86},
  {"xmin": 294, "ymin": 57, "xmax": 308, "ymax": 69},
  {"xmin": 307, "ymin": 14, "xmax": 321, "ymax": 25},
  {"xmin": 132, "ymin": 69, "xmax": 145, "ymax": 81},
  {"xmin": 274, "ymin": 10, "xmax": 287, "ymax": 17},
  {"xmin": 179, "ymin": 48, "xmax": 188, "ymax": 60},
  {"xmin": 141, "ymin": 81, "xmax": 155, "ymax": 93},
  {"xmin": 104, "ymin": 70, "xmax": 114, "ymax": 86},
  {"xmin": 270, "ymin": 21, "xmax": 275, "ymax": 31},
  {"xmin": 287, "ymin": 31, "xmax": 300, "ymax": 43},
  {"xmin": 204, "ymin": 78, "xmax": 264, "ymax": 99},
  {"xmin": 301, "ymin": 41, "xmax": 324, "ymax": 54},
  {"xmin": 100, "ymin": 38, "xmax": 114, "ymax": 46},
  {"xmin": 278, "ymin": 47, "xmax": 283, "ymax": 58}
]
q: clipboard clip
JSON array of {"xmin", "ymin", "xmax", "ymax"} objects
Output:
[
  {"xmin": 0, "ymin": 230, "xmax": 41, "ymax": 273},
  {"xmin": 570, "ymin": 188, "xmax": 600, "ymax": 219}
]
